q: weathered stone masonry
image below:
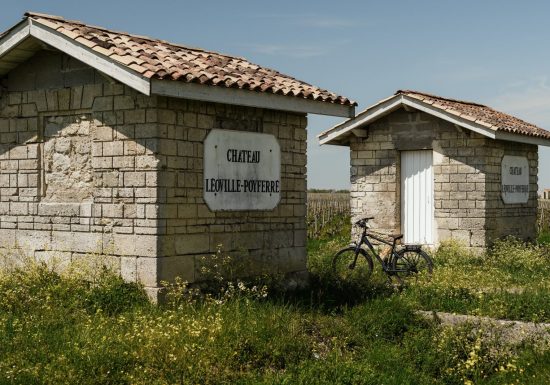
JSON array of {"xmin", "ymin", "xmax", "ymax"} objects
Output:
[
  {"xmin": 349, "ymin": 109, "xmax": 538, "ymax": 250},
  {"xmin": 0, "ymin": 50, "xmax": 308, "ymax": 296}
]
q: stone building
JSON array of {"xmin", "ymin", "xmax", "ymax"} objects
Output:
[
  {"xmin": 0, "ymin": 12, "xmax": 355, "ymax": 298},
  {"xmin": 319, "ymin": 90, "xmax": 550, "ymax": 251}
]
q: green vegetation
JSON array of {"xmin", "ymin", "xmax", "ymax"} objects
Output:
[
  {"xmin": 2, "ymin": 217, "xmax": 550, "ymax": 384},
  {"xmin": 538, "ymin": 229, "xmax": 550, "ymax": 245}
]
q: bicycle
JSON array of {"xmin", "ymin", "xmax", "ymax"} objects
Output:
[{"xmin": 332, "ymin": 217, "xmax": 433, "ymax": 284}]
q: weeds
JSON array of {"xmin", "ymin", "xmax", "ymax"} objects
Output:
[{"xmin": 3, "ymin": 225, "xmax": 550, "ymax": 383}]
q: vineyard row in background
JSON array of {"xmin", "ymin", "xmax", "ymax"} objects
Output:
[{"xmin": 307, "ymin": 193, "xmax": 550, "ymax": 238}]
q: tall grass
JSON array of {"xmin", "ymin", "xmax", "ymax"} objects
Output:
[{"xmin": 2, "ymin": 226, "xmax": 550, "ymax": 383}]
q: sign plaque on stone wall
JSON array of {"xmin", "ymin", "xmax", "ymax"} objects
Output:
[
  {"xmin": 204, "ymin": 129, "xmax": 281, "ymax": 211},
  {"xmin": 501, "ymin": 155, "xmax": 529, "ymax": 204}
]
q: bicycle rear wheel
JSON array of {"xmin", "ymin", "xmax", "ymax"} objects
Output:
[
  {"xmin": 332, "ymin": 247, "xmax": 374, "ymax": 284},
  {"xmin": 391, "ymin": 248, "xmax": 433, "ymax": 280}
]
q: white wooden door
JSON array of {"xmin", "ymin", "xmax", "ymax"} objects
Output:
[{"xmin": 401, "ymin": 150, "xmax": 434, "ymax": 244}]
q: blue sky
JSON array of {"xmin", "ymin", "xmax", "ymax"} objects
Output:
[{"xmin": 2, "ymin": 1, "xmax": 550, "ymax": 190}]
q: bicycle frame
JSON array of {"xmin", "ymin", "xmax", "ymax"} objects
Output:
[{"xmin": 353, "ymin": 225, "xmax": 400, "ymax": 273}]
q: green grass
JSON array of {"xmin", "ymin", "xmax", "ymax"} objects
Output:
[
  {"xmin": 538, "ymin": 229, "xmax": 550, "ymax": 245},
  {"xmin": 2, "ymin": 218, "xmax": 550, "ymax": 384},
  {"xmin": 400, "ymin": 238, "xmax": 550, "ymax": 322}
]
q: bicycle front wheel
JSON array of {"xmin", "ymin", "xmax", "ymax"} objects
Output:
[
  {"xmin": 391, "ymin": 248, "xmax": 433, "ymax": 279},
  {"xmin": 332, "ymin": 247, "xmax": 374, "ymax": 284}
]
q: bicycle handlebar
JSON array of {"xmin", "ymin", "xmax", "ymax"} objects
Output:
[{"xmin": 355, "ymin": 217, "xmax": 374, "ymax": 228}]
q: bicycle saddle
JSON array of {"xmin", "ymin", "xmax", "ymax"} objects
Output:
[{"xmin": 391, "ymin": 234, "xmax": 403, "ymax": 240}]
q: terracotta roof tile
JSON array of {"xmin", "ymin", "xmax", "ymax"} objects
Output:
[
  {"xmin": 24, "ymin": 12, "xmax": 355, "ymax": 107},
  {"xmin": 397, "ymin": 90, "xmax": 550, "ymax": 139}
]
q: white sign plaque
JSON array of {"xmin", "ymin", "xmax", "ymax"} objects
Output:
[
  {"xmin": 501, "ymin": 155, "xmax": 529, "ymax": 204},
  {"xmin": 204, "ymin": 129, "xmax": 281, "ymax": 211}
]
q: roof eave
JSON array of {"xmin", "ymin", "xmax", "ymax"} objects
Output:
[
  {"xmin": 319, "ymin": 93, "xmax": 550, "ymax": 147},
  {"xmin": 0, "ymin": 18, "xmax": 31, "ymax": 58},
  {"xmin": 495, "ymin": 131, "xmax": 550, "ymax": 147},
  {"xmin": 318, "ymin": 94, "xmax": 404, "ymax": 145},
  {"xmin": 151, "ymin": 79, "xmax": 355, "ymax": 118},
  {"xmin": 0, "ymin": 17, "xmax": 152, "ymax": 95},
  {"xmin": 0, "ymin": 16, "xmax": 355, "ymax": 118},
  {"xmin": 29, "ymin": 18, "xmax": 151, "ymax": 95}
]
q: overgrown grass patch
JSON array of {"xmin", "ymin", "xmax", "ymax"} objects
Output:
[
  {"xmin": 3, "ymin": 221, "xmax": 550, "ymax": 383},
  {"xmin": 403, "ymin": 238, "xmax": 550, "ymax": 322},
  {"xmin": 539, "ymin": 229, "xmax": 550, "ymax": 245}
]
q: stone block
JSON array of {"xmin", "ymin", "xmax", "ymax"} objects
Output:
[
  {"xmin": 136, "ymin": 155, "xmax": 159, "ymax": 169},
  {"xmin": 35, "ymin": 250, "xmax": 71, "ymax": 272},
  {"xmin": 174, "ymin": 233, "xmax": 210, "ymax": 255},
  {"xmin": 470, "ymin": 231, "xmax": 487, "ymax": 247},
  {"xmin": 449, "ymin": 173, "xmax": 467, "ymax": 183},
  {"xmin": 451, "ymin": 230, "xmax": 471, "ymax": 245},
  {"xmin": 114, "ymin": 95, "xmax": 135, "ymax": 110},
  {"xmin": 458, "ymin": 199, "xmax": 476, "ymax": 209},
  {"xmin": 70, "ymin": 86, "xmax": 83, "ymax": 110},
  {"xmin": 55, "ymin": 89, "xmax": 70, "ymax": 110},
  {"xmin": 137, "ymin": 257, "xmax": 158, "ymax": 286},
  {"xmin": 51, "ymin": 231, "xmax": 103, "ymax": 254},
  {"xmin": 460, "ymin": 217, "xmax": 485, "ymax": 230},
  {"xmin": 21, "ymin": 103, "xmax": 37, "ymax": 117},
  {"xmin": 158, "ymin": 255, "xmax": 195, "ymax": 283},
  {"xmin": 81, "ymin": 84, "xmax": 103, "ymax": 108},
  {"xmin": 102, "ymin": 203, "xmax": 124, "ymax": 218},
  {"xmin": 158, "ymin": 109, "xmax": 176, "ymax": 124},
  {"xmin": 124, "ymin": 171, "xmax": 146, "ymax": 187},
  {"xmin": 16, "ymin": 229, "xmax": 51, "ymax": 250},
  {"xmin": 456, "ymin": 183, "xmax": 476, "ymax": 192},
  {"xmin": 102, "ymin": 171, "xmax": 120, "ymax": 187},
  {"xmin": 135, "ymin": 123, "xmax": 157, "ymax": 138},
  {"xmin": 278, "ymin": 247, "xmax": 307, "ymax": 273},
  {"xmin": 0, "ymin": 229, "xmax": 15, "ymax": 246},
  {"xmin": 9, "ymin": 146, "xmax": 28, "ymax": 159},
  {"xmin": 294, "ymin": 229, "xmax": 307, "ymax": 247},
  {"xmin": 38, "ymin": 202, "xmax": 80, "ymax": 217},
  {"xmin": 437, "ymin": 229, "xmax": 452, "ymax": 242},
  {"xmin": 110, "ymin": 233, "xmax": 157, "ymax": 257},
  {"xmin": 124, "ymin": 109, "xmax": 146, "ymax": 124},
  {"xmin": 230, "ymin": 231, "xmax": 263, "ymax": 250},
  {"xmin": 113, "ymin": 156, "xmax": 135, "ymax": 169},
  {"xmin": 93, "ymin": 126, "xmax": 114, "ymax": 141},
  {"xmin": 92, "ymin": 96, "xmax": 113, "ymax": 111},
  {"xmin": 102, "ymin": 141, "xmax": 124, "ymax": 156},
  {"xmin": 9, "ymin": 202, "xmax": 28, "ymax": 215},
  {"xmin": 120, "ymin": 256, "xmax": 137, "ymax": 282}
]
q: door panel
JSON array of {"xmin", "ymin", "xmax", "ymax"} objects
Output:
[{"xmin": 401, "ymin": 150, "xmax": 433, "ymax": 244}]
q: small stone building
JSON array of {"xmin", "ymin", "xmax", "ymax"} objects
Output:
[
  {"xmin": 319, "ymin": 90, "xmax": 550, "ymax": 251},
  {"xmin": 0, "ymin": 12, "xmax": 355, "ymax": 298}
]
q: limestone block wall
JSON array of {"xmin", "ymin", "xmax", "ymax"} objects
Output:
[
  {"xmin": 0, "ymin": 50, "xmax": 309, "ymax": 295},
  {"xmin": 154, "ymin": 99, "xmax": 308, "ymax": 284},
  {"xmin": 0, "ymin": 51, "xmax": 161, "ymax": 291},
  {"xmin": 350, "ymin": 108, "xmax": 538, "ymax": 250},
  {"xmin": 484, "ymin": 140, "xmax": 538, "ymax": 242}
]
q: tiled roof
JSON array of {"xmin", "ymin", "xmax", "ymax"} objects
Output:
[
  {"xmin": 23, "ymin": 12, "xmax": 355, "ymax": 107},
  {"xmin": 397, "ymin": 90, "xmax": 550, "ymax": 139}
]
